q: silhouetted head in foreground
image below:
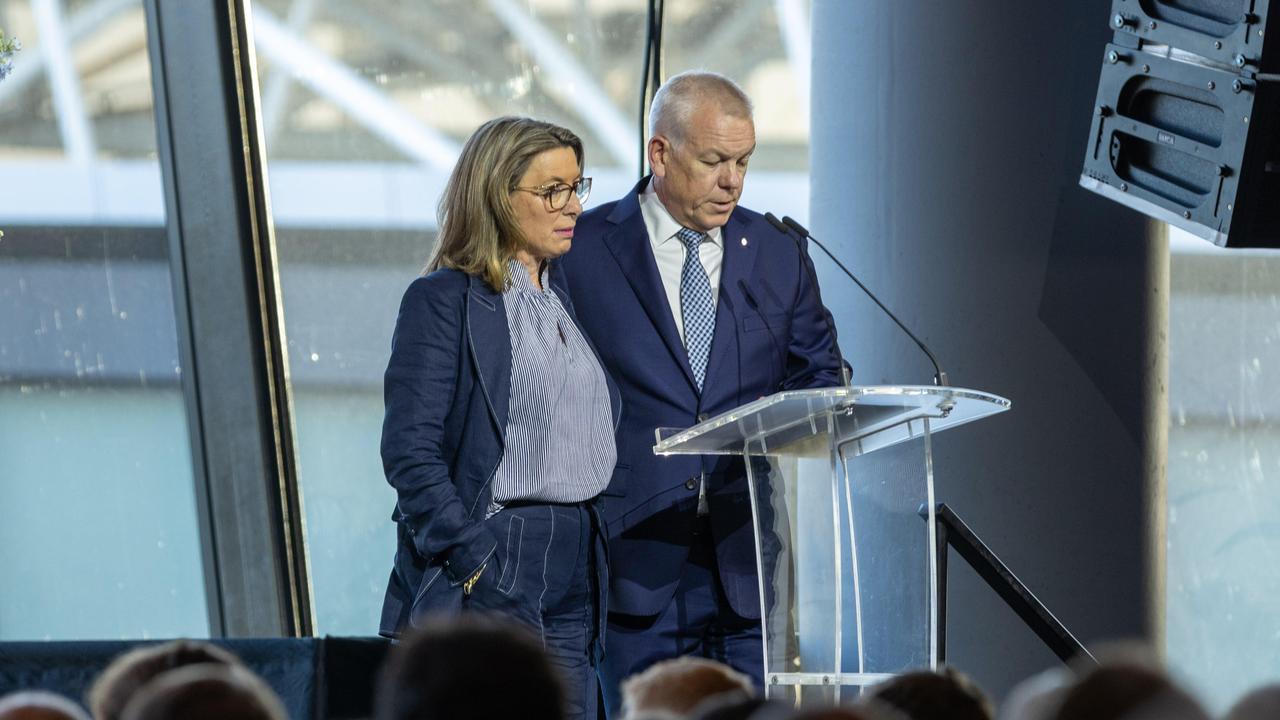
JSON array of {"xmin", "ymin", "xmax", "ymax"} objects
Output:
[
  {"xmin": 621, "ymin": 656, "xmax": 755, "ymax": 719},
  {"xmin": 375, "ymin": 615, "xmax": 564, "ymax": 720},
  {"xmin": 868, "ymin": 667, "xmax": 994, "ymax": 720},
  {"xmin": 0, "ymin": 690, "xmax": 91, "ymax": 720},
  {"xmin": 88, "ymin": 639, "xmax": 243, "ymax": 720},
  {"xmin": 119, "ymin": 664, "xmax": 286, "ymax": 720},
  {"xmin": 1052, "ymin": 655, "xmax": 1208, "ymax": 720}
]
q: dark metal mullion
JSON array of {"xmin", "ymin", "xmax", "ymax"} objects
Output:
[
  {"xmin": 229, "ymin": 0, "xmax": 314, "ymax": 638},
  {"xmin": 143, "ymin": 0, "xmax": 227, "ymax": 639},
  {"xmin": 143, "ymin": 0, "xmax": 311, "ymax": 637}
]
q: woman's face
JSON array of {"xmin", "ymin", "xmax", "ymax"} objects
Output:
[{"xmin": 510, "ymin": 146, "xmax": 583, "ymax": 266}]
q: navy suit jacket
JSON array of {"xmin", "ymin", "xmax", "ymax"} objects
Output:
[
  {"xmin": 378, "ymin": 267, "xmax": 620, "ymax": 638},
  {"xmin": 558, "ymin": 179, "xmax": 844, "ymax": 619}
]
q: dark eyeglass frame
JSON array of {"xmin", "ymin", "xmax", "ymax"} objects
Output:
[{"xmin": 513, "ymin": 177, "xmax": 592, "ymax": 211}]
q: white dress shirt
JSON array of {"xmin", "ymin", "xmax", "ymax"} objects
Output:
[{"xmin": 639, "ymin": 180, "xmax": 724, "ymax": 343}]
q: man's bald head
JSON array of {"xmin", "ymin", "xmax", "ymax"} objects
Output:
[{"xmin": 649, "ymin": 71, "xmax": 753, "ymax": 146}]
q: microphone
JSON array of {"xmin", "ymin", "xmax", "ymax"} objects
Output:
[
  {"xmin": 763, "ymin": 212, "xmax": 851, "ymax": 388},
  {"xmin": 777, "ymin": 215, "xmax": 950, "ymax": 387}
]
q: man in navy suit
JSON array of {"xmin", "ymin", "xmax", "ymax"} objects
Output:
[{"xmin": 558, "ymin": 71, "xmax": 845, "ymax": 714}]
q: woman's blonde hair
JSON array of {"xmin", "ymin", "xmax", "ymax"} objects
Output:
[{"xmin": 427, "ymin": 116, "xmax": 584, "ymax": 291}]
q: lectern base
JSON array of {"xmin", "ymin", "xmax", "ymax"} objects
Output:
[{"xmin": 768, "ymin": 671, "xmax": 896, "ymax": 687}]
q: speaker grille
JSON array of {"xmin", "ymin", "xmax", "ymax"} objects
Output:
[
  {"xmin": 1121, "ymin": 77, "xmax": 1225, "ymax": 147},
  {"xmin": 1112, "ymin": 131, "xmax": 1220, "ymax": 207},
  {"xmin": 1139, "ymin": 0, "xmax": 1247, "ymax": 35}
]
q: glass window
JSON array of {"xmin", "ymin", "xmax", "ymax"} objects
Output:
[
  {"xmin": 0, "ymin": 0, "xmax": 208, "ymax": 639},
  {"xmin": 248, "ymin": 0, "xmax": 812, "ymax": 634},
  {"xmin": 1166, "ymin": 226, "xmax": 1280, "ymax": 712}
]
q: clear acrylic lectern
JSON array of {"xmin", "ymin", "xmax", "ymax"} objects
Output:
[{"xmin": 654, "ymin": 386, "xmax": 1010, "ymax": 704}]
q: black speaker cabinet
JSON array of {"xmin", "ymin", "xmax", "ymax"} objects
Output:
[
  {"xmin": 1110, "ymin": 0, "xmax": 1274, "ymax": 73},
  {"xmin": 1081, "ymin": 0, "xmax": 1280, "ymax": 247}
]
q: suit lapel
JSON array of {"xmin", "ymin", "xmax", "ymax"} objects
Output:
[
  {"xmin": 465, "ymin": 275, "xmax": 511, "ymax": 443},
  {"xmin": 603, "ymin": 192, "xmax": 699, "ymax": 392},
  {"xmin": 703, "ymin": 210, "xmax": 759, "ymax": 393}
]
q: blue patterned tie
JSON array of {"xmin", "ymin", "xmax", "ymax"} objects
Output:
[{"xmin": 677, "ymin": 227, "xmax": 715, "ymax": 391}]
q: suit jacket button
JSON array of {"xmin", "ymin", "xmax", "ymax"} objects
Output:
[{"xmin": 685, "ymin": 478, "xmax": 697, "ymax": 491}]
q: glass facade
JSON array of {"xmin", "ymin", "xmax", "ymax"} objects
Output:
[
  {"xmin": 0, "ymin": 0, "xmax": 208, "ymax": 640},
  {"xmin": 1166, "ymin": 227, "xmax": 1280, "ymax": 712}
]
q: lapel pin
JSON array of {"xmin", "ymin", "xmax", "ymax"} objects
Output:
[{"xmin": 740, "ymin": 237, "xmax": 748, "ymax": 246}]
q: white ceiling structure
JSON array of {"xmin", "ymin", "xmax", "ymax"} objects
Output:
[{"xmin": 0, "ymin": 0, "xmax": 814, "ymax": 229}]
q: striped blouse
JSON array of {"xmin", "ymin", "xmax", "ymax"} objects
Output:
[{"xmin": 490, "ymin": 259, "xmax": 616, "ymax": 506}]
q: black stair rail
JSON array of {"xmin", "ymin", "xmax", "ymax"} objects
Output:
[{"xmin": 924, "ymin": 503, "xmax": 1096, "ymax": 666}]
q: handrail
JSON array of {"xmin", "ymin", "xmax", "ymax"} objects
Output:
[{"xmin": 923, "ymin": 503, "xmax": 1096, "ymax": 665}]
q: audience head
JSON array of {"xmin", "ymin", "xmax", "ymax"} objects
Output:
[
  {"xmin": 998, "ymin": 667, "xmax": 1073, "ymax": 720},
  {"xmin": 1226, "ymin": 683, "xmax": 1280, "ymax": 720},
  {"xmin": 686, "ymin": 695, "xmax": 791, "ymax": 720},
  {"xmin": 867, "ymin": 667, "xmax": 994, "ymax": 720},
  {"xmin": 1052, "ymin": 649, "xmax": 1208, "ymax": 720},
  {"xmin": 375, "ymin": 615, "xmax": 563, "ymax": 720},
  {"xmin": 88, "ymin": 639, "xmax": 242, "ymax": 720},
  {"xmin": 0, "ymin": 691, "xmax": 91, "ymax": 720},
  {"xmin": 118, "ymin": 664, "xmax": 286, "ymax": 720},
  {"xmin": 793, "ymin": 706, "xmax": 884, "ymax": 720},
  {"xmin": 621, "ymin": 656, "xmax": 755, "ymax": 719}
]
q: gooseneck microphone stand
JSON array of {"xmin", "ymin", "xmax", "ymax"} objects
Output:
[{"xmin": 766, "ymin": 213, "xmax": 950, "ymax": 387}]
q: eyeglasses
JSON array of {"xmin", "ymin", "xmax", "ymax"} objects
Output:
[{"xmin": 514, "ymin": 177, "xmax": 592, "ymax": 211}]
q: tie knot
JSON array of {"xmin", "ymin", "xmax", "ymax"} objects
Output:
[{"xmin": 676, "ymin": 227, "xmax": 706, "ymax": 250}]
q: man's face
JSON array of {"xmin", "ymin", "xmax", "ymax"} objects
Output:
[{"xmin": 649, "ymin": 104, "xmax": 756, "ymax": 233}]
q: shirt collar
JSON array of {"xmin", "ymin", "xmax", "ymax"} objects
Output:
[
  {"xmin": 506, "ymin": 258, "xmax": 550, "ymax": 295},
  {"xmin": 641, "ymin": 179, "xmax": 724, "ymax": 248}
]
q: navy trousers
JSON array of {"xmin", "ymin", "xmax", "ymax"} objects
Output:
[
  {"xmin": 467, "ymin": 502, "xmax": 604, "ymax": 720},
  {"xmin": 597, "ymin": 515, "xmax": 764, "ymax": 717}
]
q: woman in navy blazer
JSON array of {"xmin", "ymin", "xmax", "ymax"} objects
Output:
[{"xmin": 378, "ymin": 117, "xmax": 620, "ymax": 720}]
